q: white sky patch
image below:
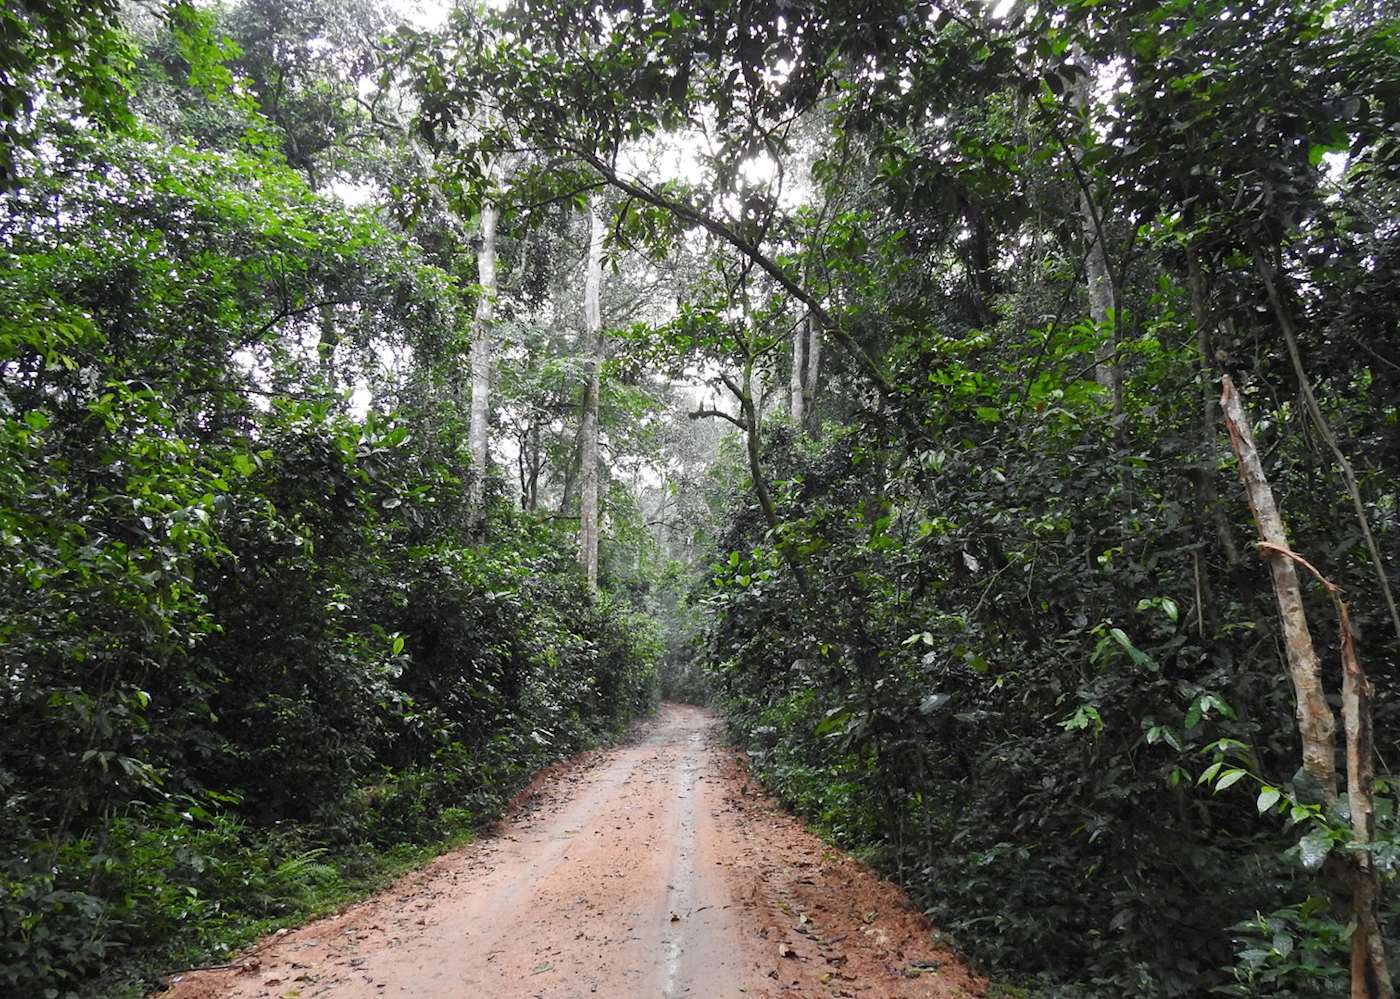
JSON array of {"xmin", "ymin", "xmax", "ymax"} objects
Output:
[
  {"xmin": 399, "ymin": 0, "xmax": 453, "ymax": 30},
  {"xmin": 329, "ymin": 177, "xmax": 376, "ymax": 206},
  {"xmin": 738, "ymin": 152, "xmax": 779, "ymax": 186},
  {"xmin": 349, "ymin": 385, "xmax": 373, "ymax": 417}
]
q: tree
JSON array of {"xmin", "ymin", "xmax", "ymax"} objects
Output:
[
  {"xmin": 578, "ymin": 194, "xmax": 605, "ymax": 586},
  {"xmin": 470, "ymin": 160, "xmax": 500, "ymax": 516}
]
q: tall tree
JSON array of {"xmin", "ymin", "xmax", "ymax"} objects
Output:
[
  {"xmin": 789, "ymin": 315, "xmax": 806, "ymax": 427},
  {"xmin": 578, "ymin": 194, "xmax": 605, "ymax": 586},
  {"xmin": 469, "ymin": 163, "xmax": 500, "ymax": 514}
]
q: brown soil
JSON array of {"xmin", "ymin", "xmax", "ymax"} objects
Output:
[{"xmin": 159, "ymin": 704, "xmax": 984, "ymax": 999}]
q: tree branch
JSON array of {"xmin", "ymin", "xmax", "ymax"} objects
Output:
[{"xmin": 689, "ymin": 406, "xmax": 747, "ymax": 431}]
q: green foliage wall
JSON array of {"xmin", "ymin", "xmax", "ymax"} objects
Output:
[
  {"xmin": 0, "ymin": 22, "xmax": 659, "ymax": 998},
  {"xmin": 703, "ymin": 335, "xmax": 1398, "ymax": 996}
]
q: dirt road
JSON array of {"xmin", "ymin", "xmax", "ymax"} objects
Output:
[{"xmin": 164, "ymin": 705, "xmax": 983, "ymax": 999}]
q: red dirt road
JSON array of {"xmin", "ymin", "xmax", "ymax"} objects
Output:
[{"xmin": 162, "ymin": 705, "xmax": 983, "ymax": 999}]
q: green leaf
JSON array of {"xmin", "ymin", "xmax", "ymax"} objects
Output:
[
  {"xmin": 1108, "ymin": 627, "xmax": 1153, "ymax": 669},
  {"xmin": 814, "ymin": 709, "xmax": 851, "ymax": 737},
  {"xmin": 1060, "ymin": 704, "xmax": 1102, "ymax": 735},
  {"xmin": 1256, "ymin": 786, "xmax": 1281, "ymax": 813},
  {"xmin": 1215, "ymin": 768, "xmax": 1247, "ymax": 792}
]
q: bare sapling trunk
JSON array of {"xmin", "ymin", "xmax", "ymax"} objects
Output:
[
  {"xmin": 578, "ymin": 194, "xmax": 605, "ymax": 588},
  {"xmin": 1221, "ymin": 375, "xmax": 1393, "ymax": 999},
  {"xmin": 1219, "ymin": 375, "xmax": 1337, "ymax": 801},
  {"xmin": 790, "ymin": 314, "xmax": 806, "ymax": 427},
  {"xmin": 1256, "ymin": 542, "xmax": 1394, "ymax": 999},
  {"xmin": 1337, "ymin": 617, "xmax": 1395, "ymax": 999},
  {"xmin": 469, "ymin": 197, "xmax": 498, "ymax": 516}
]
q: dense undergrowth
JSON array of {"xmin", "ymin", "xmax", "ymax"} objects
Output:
[
  {"xmin": 705, "ymin": 384, "xmax": 1399, "ymax": 996},
  {"xmin": 0, "ymin": 387, "xmax": 659, "ymax": 997}
]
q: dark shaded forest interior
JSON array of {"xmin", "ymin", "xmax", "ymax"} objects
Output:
[{"xmin": 1, "ymin": 0, "xmax": 1398, "ymax": 996}]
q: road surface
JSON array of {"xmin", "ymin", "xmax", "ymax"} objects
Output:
[{"xmin": 163, "ymin": 704, "xmax": 982, "ymax": 999}]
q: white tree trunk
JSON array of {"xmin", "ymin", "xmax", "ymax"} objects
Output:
[
  {"xmin": 1080, "ymin": 189, "xmax": 1118, "ymax": 400},
  {"xmin": 578, "ymin": 195, "xmax": 605, "ymax": 588},
  {"xmin": 468, "ymin": 198, "xmax": 499, "ymax": 513},
  {"xmin": 804, "ymin": 314, "xmax": 821, "ymax": 429},
  {"xmin": 790, "ymin": 315, "xmax": 806, "ymax": 426},
  {"xmin": 1070, "ymin": 54, "xmax": 1120, "ymax": 407}
]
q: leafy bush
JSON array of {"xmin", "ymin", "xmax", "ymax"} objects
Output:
[{"xmin": 704, "ymin": 370, "xmax": 1398, "ymax": 996}]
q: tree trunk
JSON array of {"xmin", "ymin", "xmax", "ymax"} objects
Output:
[
  {"xmin": 1219, "ymin": 375, "xmax": 1337, "ymax": 802},
  {"xmin": 1070, "ymin": 54, "xmax": 1121, "ymax": 410},
  {"xmin": 804, "ymin": 313, "xmax": 822, "ymax": 432},
  {"xmin": 527, "ymin": 422, "xmax": 541, "ymax": 512},
  {"xmin": 578, "ymin": 195, "xmax": 605, "ymax": 588},
  {"xmin": 1341, "ymin": 628, "xmax": 1395, "ymax": 999},
  {"xmin": 469, "ymin": 197, "xmax": 498, "ymax": 515},
  {"xmin": 1080, "ymin": 192, "xmax": 1118, "ymax": 404},
  {"xmin": 790, "ymin": 314, "xmax": 806, "ymax": 427},
  {"xmin": 317, "ymin": 302, "xmax": 339, "ymax": 386},
  {"xmin": 737, "ymin": 360, "xmax": 813, "ymax": 601},
  {"xmin": 1253, "ymin": 541, "xmax": 1394, "ymax": 999}
]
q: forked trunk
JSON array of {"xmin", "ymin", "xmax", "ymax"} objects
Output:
[{"xmin": 1220, "ymin": 376, "xmax": 1393, "ymax": 999}]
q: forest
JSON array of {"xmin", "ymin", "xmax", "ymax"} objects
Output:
[{"xmin": 1, "ymin": 0, "xmax": 1397, "ymax": 996}]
